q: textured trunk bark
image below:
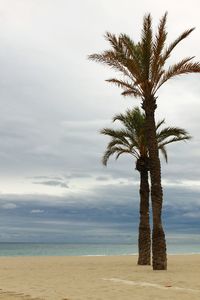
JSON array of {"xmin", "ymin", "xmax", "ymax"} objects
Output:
[
  {"xmin": 137, "ymin": 163, "xmax": 151, "ymax": 265},
  {"xmin": 143, "ymin": 97, "xmax": 167, "ymax": 270}
]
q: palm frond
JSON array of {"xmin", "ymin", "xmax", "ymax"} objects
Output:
[
  {"xmin": 101, "ymin": 128, "xmax": 130, "ymax": 145},
  {"xmin": 156, "ymin": 119, "xmax": 165, "ymax": 130},
  {"xmin": 107, "ymin": 139, "xmax": 128, "ymax": 149},
  {"xmin": 118, "ymin": 34, "xmax": 137, "ymax": 58},
  {"xmin": 118, "ymin": 34, "xmax": 143, "ymax": 78},
  {"xmin": 159, "ymin": 146, "xmax": 168, "ymax": 162},
  {"xmin": 151, "ymin": 12, "xmax": 168, "ymax": 82},
  {"xmin": 156, "ymin": 58, "xmax": 200, "ymax": 90},
  {"xmin": 157, "ymin": 127, "xmax": 189, "ymax": 141},
  {"xmin": 102, "ymin": 148, "xmax": 117, "ymax": 166},
  {"xmin": 112, "ymin": 112, "xmax": 126, "ymax": 123},
  {"xmin": 141, "ymin": 13, "xmax": 153, "ymax": 80},
  {"xmin": 112, "ymin": 112, "xmax": 132, "ymax": 130},
  {"xmin": 115, "ymin": 148, "xmax": 133, "ymax": 160},
  {"xmin": 113, "ymin": 108, "xmax": 145, "ymax": 136},
  {"xmin": 157, "ymin": 126, "xmax": 191, "ymax": 145},
  {"xmin": 88, "ymin": 52, "xmax": 133, "ymax": 80},
  {"xmin": 159, "ymin": 135, "xmax": 191, "ymax": 147},
  {"xmin": 162, "ymin": 28, "xmax": 195, "ymax": 63},
  {"xmin": 101, "ymin": 107, "xmax": 191, "ymax": 167},
  {"xmin": 105, "ymin": 33, "xmax": 144, "ymax": 82},
  {"xmin": 105, "ymin": 138, "xmax": 140, "ymax": 158},
  {"xmin": 104, "ymin": 32, "xmax": 122, "ymax": 52},
  {"xmin": 100, "ymin": 107, "xmax": 147, "ymax": 165},
  {"xmin": 106, "ymin": 78, "xmax": 141, "ymax": 97},
  {"xmin": 121, "ymin": 89, "xmax": 141, "ymax": 97}
]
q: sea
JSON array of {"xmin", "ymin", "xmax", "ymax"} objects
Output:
[{"xmin": 0, "ymin": 242, "xmax": 199, "ymax": 256}]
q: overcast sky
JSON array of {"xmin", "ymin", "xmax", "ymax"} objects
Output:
[{"xmin": 0, "ymin": 0, "xmax": 200, "ymax": 244}]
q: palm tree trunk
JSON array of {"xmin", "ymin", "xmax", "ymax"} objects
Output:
[
  {"xmin": 143, "ymin": 97, "xmax": 167, "ymax": 270},
  {"xmin": 137, "ymin": 166, "xmax": 151, "ymax": 265}
]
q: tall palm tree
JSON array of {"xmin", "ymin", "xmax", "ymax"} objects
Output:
[
  {"xmin": 101, "ymin": 107, "xmax": 191, "ymax": 265},
  {"xmin": 89, "ymin": 13, "xmax": 200, "ymax": 269}
]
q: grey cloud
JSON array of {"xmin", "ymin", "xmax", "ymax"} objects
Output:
[
  {"xmin": 31, "ymin": 209, "xmax": 44, "ymax": 214},
  {"xmin": 95, "ymin": 176, "xmax": 110, "ymax": 181},
  {"xmin": 0, "ymin": 185, "xmax": 199, "ymax": 243},
  {"xmin": 1, "ymin": 203, "xmax": 17, "ymax": 209},
  {"xmin": 31, "ymin": 176, "xmax": 63, "ymax": 180},
  {"xmin": 182, "ymin": 212, "xmax": 200, "ymax": 218},
  {"xmin": 64, "ymin": 172, "xmax": 92, "ymax": 179},
  {"xmin": 33, "ymin": 180, "xmax": 69, "ymax": 188}
]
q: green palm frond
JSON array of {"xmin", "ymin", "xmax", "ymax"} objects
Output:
[
  {"xmin": 101, "ymin": 108, "xmax": 145, "ymax": 165},
  {"xmin": 156, "ymin": 119, "xmax": 165, "ymax": 130},
  {"xmin": 157, "ymin": 126, "xmax": 192, "ymax": 150},
  {"xmin": 101, "ymin": 128, "xmax": 130, "ymax": 145},
  {"xmin": 101, "ymin": 107, "xmax": 191, "ymax": 166},
  {"xmin": 107, "ymin": 139, "xmax": 128, "ymax": 149},
  {"xmin": 157, "ymin": 127, "xmax": 189, "ymax": 142},
  {"xmin": 105, "ymin": 138, "xmax": 140, "ymax": 158},
  {"xmin": 115, "ymin": 148, "xmax": 133, "ymax": 160},
  {"xmin": 112, "ymin": 112, "xmax": 126, "ymax": 123},
  {"xmin": 159, "ymin": 136, "xmax": 191, "ymax": 148},
  {"xmin": 159, "ymin": 145, "xmax": 168, "ymax": 162},
  {"xmin": 102, "ymin": 148, "xmax": 118, "ymax": 166},
  {"xmin": 102, "ymin": 146, "xmax": 138, "ymax": 166},
  {"xmin": 113, "ymin": 108, "xmax": 145, "ymax": 140}
]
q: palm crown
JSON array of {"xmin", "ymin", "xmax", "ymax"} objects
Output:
[
  {"xmin": 89, "ymin": 13, "xmax": 200, "ymax": 99},
  {"xmin": 101, "ymin": 107, "xmax": 191, "ymax": 165}
]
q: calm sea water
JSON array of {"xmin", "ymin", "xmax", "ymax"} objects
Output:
[{"xmin": 0, "ymin": 242, "xmax": 199, "ymax": 256}]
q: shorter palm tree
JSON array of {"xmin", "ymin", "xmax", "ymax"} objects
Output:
[{"xmin": 101, "ymin": 107, "xmax": 191, "ymax": 265}]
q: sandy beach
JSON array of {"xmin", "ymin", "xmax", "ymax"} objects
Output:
[{"xmin": 0, "ymin": 255, "xmax": 199, "ymax": 300}]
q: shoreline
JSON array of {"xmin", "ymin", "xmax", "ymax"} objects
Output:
[
  {"xmin": 0, "ymin": 255, "xmax": 200, "ymax": 299},
  {"xmin": 0, "ymin": 252, "xmax": 199, "ymax": 258}
]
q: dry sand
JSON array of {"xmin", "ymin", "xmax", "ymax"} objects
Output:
[{"xmin": 0, "ymin": 255, "xmax": 200, "ymax": 300}]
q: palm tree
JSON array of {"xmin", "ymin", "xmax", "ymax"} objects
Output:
[
  {"xmin": 89, "ymin": 13, "xmax": 200, "ymax": 269},
  {"xmin": 101, "ymin": 107, "xmax": 191, "ymax": 265}
]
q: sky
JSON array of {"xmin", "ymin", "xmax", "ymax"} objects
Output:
[{"xmin": 0, "ymin": 0, "xmax": 200, "ymax": 244}]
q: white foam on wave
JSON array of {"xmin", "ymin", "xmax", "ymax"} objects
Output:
[{"xmin": 81, "ymin": 253, "xmax": 138, "ymax": 257}]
